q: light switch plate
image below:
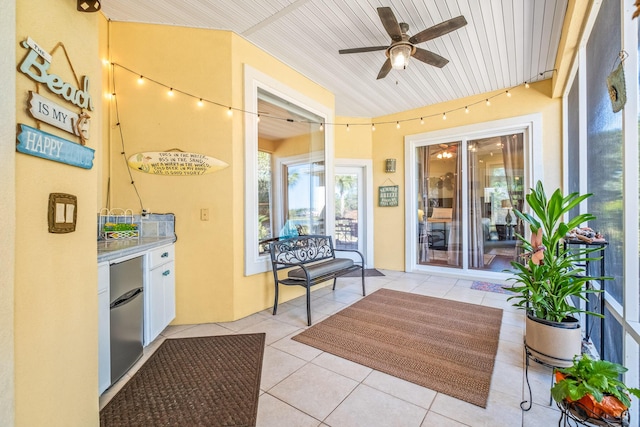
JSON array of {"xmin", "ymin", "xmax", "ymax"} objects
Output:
[{"xmin": 48, "ymin": 193, "xmax": 77, "ymax": 233}]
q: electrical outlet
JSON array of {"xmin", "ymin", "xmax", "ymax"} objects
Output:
[{"xmin": 200, "ymin": 208, "xmax": 209, "ymax": 221}]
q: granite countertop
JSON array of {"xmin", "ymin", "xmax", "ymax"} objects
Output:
[{"xmin": 98, "ymin": 236, "xmax": 176, "ymax": 263}]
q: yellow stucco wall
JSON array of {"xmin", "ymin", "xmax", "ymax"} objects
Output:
[
  {"xmin": 14, "ymin": 1, "xmax": 101, "ymax": 425},
  {"xmin": 370, "ymin": 80, "xmax": 561, "ymax": 270},
  {"xmin": 103, "ymin": 23, "xmax": 335, "ymax": 323}
]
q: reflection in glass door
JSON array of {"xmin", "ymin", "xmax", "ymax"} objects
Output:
[
  {"xmin": 334, "ymin": 167, "xmax": 363, "ymax": 257},
  {"xmin": 467, "ymin": 135, "xmax": 524, "ymax": 272},
  {"xmin": 416, "ymin": 143, "xmax": 462, "ymax": 268}
]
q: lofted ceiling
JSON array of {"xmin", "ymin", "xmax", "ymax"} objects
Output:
[{"xmin": 101, "ymin": 0, "xmax": 568, "ymax": 118}]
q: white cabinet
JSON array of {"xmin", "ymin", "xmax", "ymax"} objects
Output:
[
  {"xmin": 97, "ymin": 262, "xmax": 111, "ymax": 395},
  {"xmin": 144, "ymin": 245, "xmax": 176, "ymax": 345}
]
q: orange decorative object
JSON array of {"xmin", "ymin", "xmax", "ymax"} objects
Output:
[{"xmin": 555, "ymin": 372, "xmax": 629, "ymax": 419}]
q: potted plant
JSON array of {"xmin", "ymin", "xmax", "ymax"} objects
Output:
[
  {"xmin": 551, "ymin": 354, "xmax": 640, "ymax": 425},
  {"xmin": 505, "ymin": 181, "xmax": 605, "ymax": 367}
]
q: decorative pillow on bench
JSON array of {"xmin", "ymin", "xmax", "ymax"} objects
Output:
[{"xmin": 287, "ymin": 258, "xmax": 354, "ymax": 281}]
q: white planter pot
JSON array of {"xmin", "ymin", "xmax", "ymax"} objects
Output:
[{"xmin": 525, "ymin": 313, "xmax": 582, "ymax": 368}]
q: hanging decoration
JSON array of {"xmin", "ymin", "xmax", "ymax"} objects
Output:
[
  {"xmin": 127, "ymin": 149, "xmax": 228, "ymax": 176},
  {"xmin": 606, "ymin": 51, "xmax": 627, "ymax": 113}
]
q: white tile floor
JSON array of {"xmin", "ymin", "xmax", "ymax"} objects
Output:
[{"xmin": 100, "ymin": 270, "xmax": 564, "ymax": 427}]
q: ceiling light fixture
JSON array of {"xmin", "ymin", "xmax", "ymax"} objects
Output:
[{"xmin": 389, "ymin": 43, "xmax": 412, "ymax": 70}]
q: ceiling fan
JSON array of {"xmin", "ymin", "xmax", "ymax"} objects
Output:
[{"xmin": 339, "ymin": 7, "xmax": 467, "ymax": 79}]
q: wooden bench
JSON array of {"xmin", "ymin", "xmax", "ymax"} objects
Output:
[{"xmin": 268, "ymin": 235, "xmax": 366, "ymax": 326}]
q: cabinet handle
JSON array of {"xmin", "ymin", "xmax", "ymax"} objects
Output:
[
  {"xmin": 163, "ymin": 270, "xmax": 171, "ymax": 276},
  {"xmin": 161, "ymin": 252, "xmax": 169, "ymax": 258}
]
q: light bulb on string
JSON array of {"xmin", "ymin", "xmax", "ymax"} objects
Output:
[
  {"xmin": 420, "ymin": 117, "xmax": 424, "ymax": 125},
  {"xmin": 442, "ymin": 112, "xmax": 447, "ymax": 120},
  {"xmin": 256, "ymin": 114, "xmax": 261, "ymax": 123},
  {"xmin": 168, "ymin": 88, "xmax": 174, "ymax": 97},
  {"xmin": 485, "ymin": 99, "xmax": 491, "ymax": 106},
  {"xmin": 506, "ymin": 90, "xmax": 511, "ymax": 97},
  {"xmin": 197, "ymin": 99, "xmax": 204, "ymax": 107},
  {"xmin": 346, "ymin": 124, "xmax": 350, "ymax": 132},
  {"xmin": 137, "ymin": 75, "xmax": 144, "ymax": 85},
  {"xmin": 227, "ymin": 107, "xmax": 233, "ymax": 117},
  {"xmin": 525, "ymin": 82, "xmax": 530, "ymax": 89},
  {"xmin": 465, "ymin": 106, "xmax": 469, "ymax": 114},
  {"xmin": 371, "ymin": 123, "xmax": 376, "ymax": 131},
  {"xmin": 319, "ymin": 123, "xmax": 324, "ymax": 131},
  {"xmin": 396, "ymin": 121, "xmax": 400, "ymax": 129}
]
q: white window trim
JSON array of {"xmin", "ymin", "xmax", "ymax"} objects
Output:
[
  {"xmin": 404, "ymin": 113, "xmax": 542, "ymax": 277},
  {"xmin": 244, "ymin": 65, "xmax": 334, "ymax": 276}
]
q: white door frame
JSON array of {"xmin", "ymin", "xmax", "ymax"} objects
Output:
[
  {"xmin": 404, "ymin": 114, "xmax": 542, "ymax": 279},
  {"xmin": 335, "ymin": 159, "xmax": 374, "ymax": 268}
]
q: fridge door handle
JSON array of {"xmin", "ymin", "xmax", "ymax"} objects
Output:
[{"xmin": 110, "ymin": 287, "xmax": 143, "ymax": 309}]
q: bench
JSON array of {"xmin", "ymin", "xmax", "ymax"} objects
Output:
[{"xmin": 268, "ymin": 235, "xmax": 366, "ymax": 326}]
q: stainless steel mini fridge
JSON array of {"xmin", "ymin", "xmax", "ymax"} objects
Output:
[{"xmin": 109, "ymin": 256, "xmax": 144, "ymax": 384}]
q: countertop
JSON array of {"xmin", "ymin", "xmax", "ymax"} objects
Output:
[{"xmin": 98, "ymin": 236, "xmax": 176, "ymax": 263}]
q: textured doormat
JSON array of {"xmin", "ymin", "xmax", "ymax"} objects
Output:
[
  {"xmin": 471, "ymin": 281, "xmax": 516, "ymax": 295},
  {"xmin": 100, "ymin": 334, "xmax": 265, "ymax": 427},
  {"xmin": 292, "ymin": 289, "xmax": 502, "ymax": 408},
  {"xmin": 340, "ymin": 268, "xmax": 385, "ymax": 277}
]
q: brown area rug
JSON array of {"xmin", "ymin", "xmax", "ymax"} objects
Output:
[
  {"xmin": 100, "ymin": 334, "xmax": 265, "ymax": 427},
  {"xmin": 292, "ymin": 289, "xmax": 502, "ymax": 408}
]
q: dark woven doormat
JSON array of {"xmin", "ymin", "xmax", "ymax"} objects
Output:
[
  {"xmin": 293, "ymin": 289, "xmax": 502, "ymax": 408},
  {"xmin": 100, "ymin": 333, "xmax": 265, "ymax": 427}
]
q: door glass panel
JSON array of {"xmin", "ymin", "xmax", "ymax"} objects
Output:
[
  {"xmin": 416, "ymin": 142, "xmax": 462, "ymax": 268},
  {"xmin": 467, "ymin": 135, "xmax": 524, "ymax": 272},
  {"xmin": 335, "ymin": 171, "xmax": 359, "ymax": 250}
]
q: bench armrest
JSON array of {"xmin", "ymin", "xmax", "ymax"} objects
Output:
[{"xmin": 334, "ymin": 248, "xmax": 365, "ymax": 265}]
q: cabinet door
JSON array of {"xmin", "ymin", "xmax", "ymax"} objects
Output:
[
  {"xmin": 161, "ymin": 261, "xmax": 176, "ymax": 326},
  {"xmin": 147, "ymin": 266, "xmax": 166, "ymax": 344}
]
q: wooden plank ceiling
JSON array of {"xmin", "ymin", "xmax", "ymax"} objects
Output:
[{"xmin": 101, "ymin": 0, "xmax": 567, "ymax": 119}]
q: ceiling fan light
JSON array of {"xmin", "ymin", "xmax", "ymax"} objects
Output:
[{"xmin": 390, "ymin": 44, "xmax": 411, "ymax": 70}]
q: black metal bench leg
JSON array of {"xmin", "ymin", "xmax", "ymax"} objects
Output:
[
  {"xmin": 361, "ymin": 269, "xmax": 366, "ymax": 295},
  {"xmin": 332, "ymin": 277, "xmax": 337, "ymax": 291},
  {"xmin": 272, "ymin": 282, "xmax": 279, "ymax": 315},
  {"xmin": 306, "ymin": 285, "xmax": 312, "ymax": 326}
]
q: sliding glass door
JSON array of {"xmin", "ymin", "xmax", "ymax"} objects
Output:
[{"xmin": 414, "ymin": 131, "xmax": 525, "ymax": 274}]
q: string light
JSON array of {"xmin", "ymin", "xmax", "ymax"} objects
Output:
[
  {"xmin": 256, "ymin": 114, "xmax": 261, "ymax": 123},
  {"xmin": 371, "ymin": 123, "xmax": 376, "ymax": 131},
  {"xmin": 110, "ymin": 63, "xmax": 555, "ymax": 132}
]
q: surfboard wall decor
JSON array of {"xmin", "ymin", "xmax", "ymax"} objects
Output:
[{"xmin": 127, "ymin": 151, "xmax": 228, "ymax": 176}]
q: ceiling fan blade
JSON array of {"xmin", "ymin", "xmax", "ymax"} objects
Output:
[
  {"xmin": 339, "ymin": 46, "xmax": 389, "ymax": 54},
  {"xmin": 409, "ymin": 15, "xmax": 468, "ymax": 44},
  {"xmin": 412, "ymin": 48, "xmax": 449, "ymax": 68},
  {"xmin": 377, "ymin": 58, "xmax": 392, "ymax": 80},
  {"xmin": 377, "ymin": 7, "xmax": 402, "ymax": 42}
]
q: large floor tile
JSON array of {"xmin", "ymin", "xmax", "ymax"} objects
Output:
[
  {"xmin": 421, "ymin": 411, "xmax": 470, "ymax": 426},
  {"xmin": 268, "ymin": 363, "xmax": 358, "ymax": 420},
  {"xmin": 363, "ymin": 370, "xmax": 437, "ymax": 409},
  {"xmin": 324, "ymin": 384, "xmax": 427, "ymax": 427},
  {"xmin": 256, "ymin": 393, "xmax": 321, "ymax": 427},
  {"xmin": 430, "ymin": 389, "xmax": 523, "ymax": 427},
  {"xmin": 164, "ymin": 322, "xmax": 233, "ymax": 338},
  {"xmin": 260, "ymin": 346, "xmax": 307, "ymax": 391},
  {"xmin": 270, "ymin": 331, "xmax": 324, "ymax": 361},
  {"xmin": 312, "ymin": 352, "xmax": 372, "ymax": 382},
  {"xmin": 237, "ymin": 317, "xmax": 302, "ymax": 345}
]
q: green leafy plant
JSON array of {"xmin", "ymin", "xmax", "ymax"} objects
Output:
[
  {"xmin": 551, "ymin": 354, "xmax": 640, "ymax": 409},
  {"xmin": 505, "ymin": 181, "xmax": 607, "ymax": 322}
]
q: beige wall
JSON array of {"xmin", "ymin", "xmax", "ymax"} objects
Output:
[
  {"xmin": 1, "ymin": 1, "xmax": 16, "ymax": 425},
  {"xmin": 14, "ymin": 1, "xmax": 101, "ymax": 426},
  {"xmin": 370, "ymin": 80, "xmax": 561, "ymax": 270}
]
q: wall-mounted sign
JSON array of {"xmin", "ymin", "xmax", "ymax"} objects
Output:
[
  {"xmin": 128, "ymin": 151, "xmax": 228, "ymax": 176},
  {"xmin": 378, "ymin": 185, "xmax": 399, "ymax": 207},
  {"xmin": 19, "ymin": 37, "xmax": 94, "ymax": 111},
  {"xmin": 28, "ymin": 92, "xmax": 90, "ymax": 143},
  {"xmin": 16, "ymin": 124, "xmax": 95, "ymax": 169}
]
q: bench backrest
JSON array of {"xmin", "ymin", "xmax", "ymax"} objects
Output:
[{"xmin": 269, "ymin": 235, "xmax": 335, "ymax": 270}]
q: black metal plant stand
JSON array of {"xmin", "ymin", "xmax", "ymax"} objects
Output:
[{"xmin": 557, "ymin": 399, "xmax": 630, "ymax": 427}]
